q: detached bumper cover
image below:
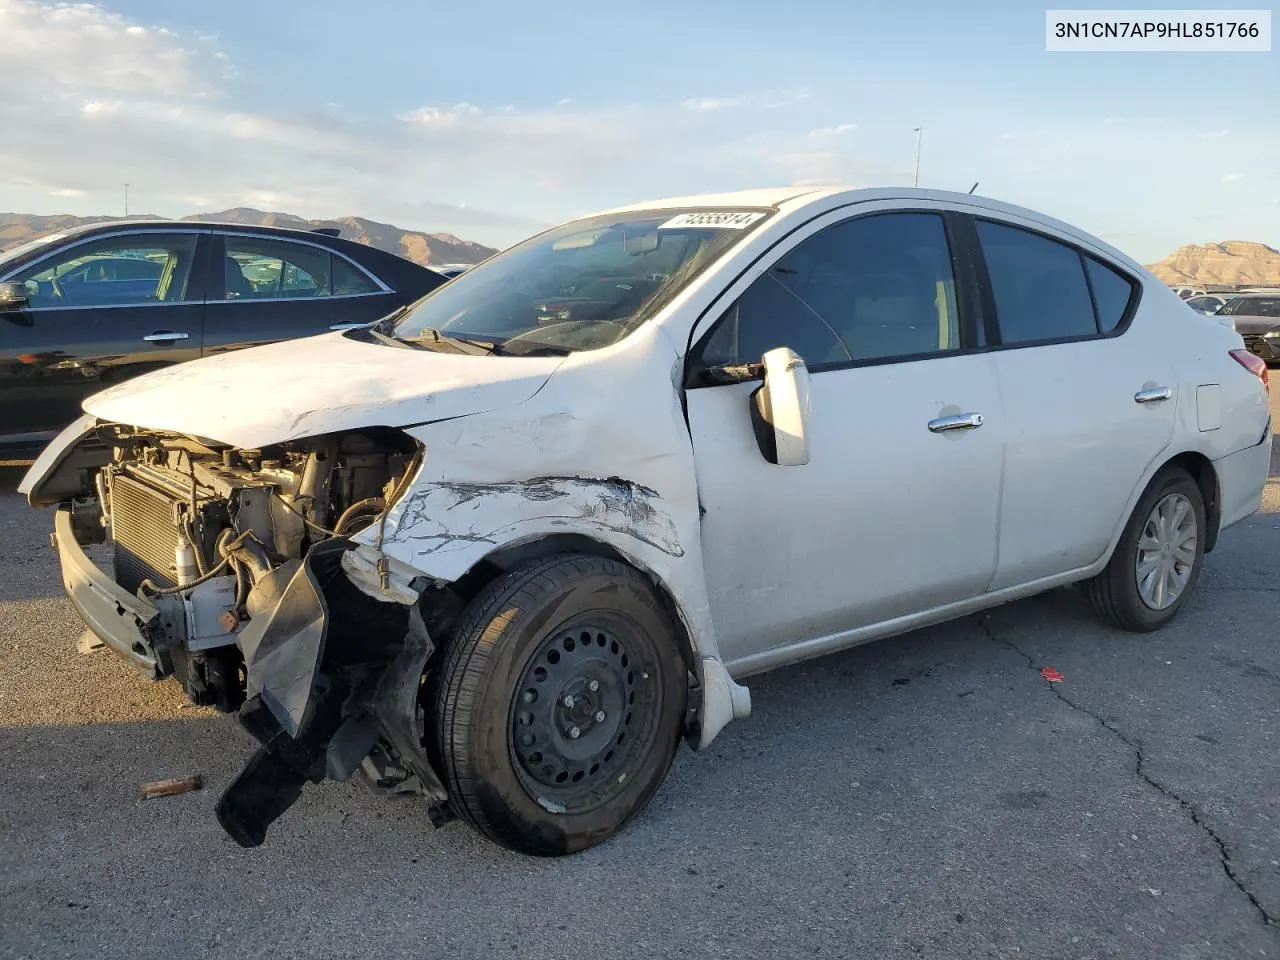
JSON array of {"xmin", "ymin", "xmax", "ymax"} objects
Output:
[
  {"xmin": 52, "ymin": 505, "xmax": 161, "ymax": 677},
  {"xmin": 216, "ymin": 540, "xmax": 453, "ymax": 848}
]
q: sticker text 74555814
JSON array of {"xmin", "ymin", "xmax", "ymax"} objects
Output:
[{"xmin": 657, "ymin": 212, "xmax": 767, "ymax": 230}]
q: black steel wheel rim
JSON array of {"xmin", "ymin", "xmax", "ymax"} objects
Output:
[{"xmin": 507, "ymin": 613, "xmax": 662, "ymax": 816}]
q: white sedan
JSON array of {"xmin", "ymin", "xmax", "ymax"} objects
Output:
[{"xmin": 21, "ymin": 186, "xmax": 1273, "ymax": 857}]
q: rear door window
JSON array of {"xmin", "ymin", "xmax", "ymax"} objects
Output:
[{"xmin": 975, "ymin": 220, "xmax": 1096, "ymax": 344}]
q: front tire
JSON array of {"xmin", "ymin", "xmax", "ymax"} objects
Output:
[
  {"xmin": 431, "ymin": 554, "xmax": 687, "ymax": 856},
  {"xmin": 1085, "ymin": 467, "xmax": 1206, "ymax": 632}
]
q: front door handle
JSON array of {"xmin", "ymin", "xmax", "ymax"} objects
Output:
[
  {"xmin": 1134, "ymin": 386, "xmax": 1172, "ymax": 404},
  {"xmin": 928, "ymin": 412, "xmax": 984, "ymax": 433},
  {"xmin": 329, "ymin": 322, "xmax": 368, "ymax": 331},
  {"xmin": 142, "ymin": 331, "xmax": 189, "ymax": 342}
]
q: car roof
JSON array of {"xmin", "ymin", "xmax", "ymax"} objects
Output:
[
  {"xmin": 585, "ymin": 185, "xmax": 1145, "ymax": 274},
  {"xmin": 34, "ymin": 218, "xmax": 359, "ymax": 245}
]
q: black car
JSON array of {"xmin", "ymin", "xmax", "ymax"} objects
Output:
[
  {"xmin": 0, "ymin": 220, "xmax": 446, "ymax": 455},
  {"xmin": 1219, "ymin": 293, "xmax": 1280, "ymax": 366}
]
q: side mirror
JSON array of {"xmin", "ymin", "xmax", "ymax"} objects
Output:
[
  {"xmin": 748, "ymin": 346, "xmax": 812, "ymax": 466},
  {"xmin": 0, "ymin": 282, "xmax": 29, "ymax": 310}
]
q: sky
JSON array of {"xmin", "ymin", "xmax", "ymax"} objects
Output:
[{"xmin": 0, "ymin": 0, "xmax": 1275, "ymax": 263}]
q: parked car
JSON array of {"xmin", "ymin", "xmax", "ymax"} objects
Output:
[
  {"xmin": 1185, "ymin": 293, "xmax": 1228, "ymax": 316},
  {"xmin": 1218, "ymin": 292, "xmax": 1280, "ymax": 365},
  {"xmin": 21, "ymin": 186, "xmax": 1272, "ymax": 857},
  {"xmin": 0, "ymin": 220, "xmax": 446, "ymax": 456}
]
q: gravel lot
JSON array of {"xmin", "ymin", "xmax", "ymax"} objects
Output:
[{"xmin": 2, "ymin": 393, "xmax": 1278, "ymax": 960}]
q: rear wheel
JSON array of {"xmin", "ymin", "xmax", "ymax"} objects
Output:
[
  {"xmin": 1085, "ymin": 467, "xmax": 1206, "ymax": 632},
  {"xmin": 431, "ymin": 554, "xmax": 687, "ymax": 856}
]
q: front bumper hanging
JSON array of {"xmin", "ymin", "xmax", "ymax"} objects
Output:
[
  {"xmin": 215, "ymin": 539, "xmax": 452, "ymax": 847},
  {"xmin": 51, "ymin": 505, "xmax": 161, "ymax": 677}
]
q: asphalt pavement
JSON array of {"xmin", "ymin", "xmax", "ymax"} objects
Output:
[{"xmin": 1, "ymin": 393, "xmax": 1278, "ymax": 960}]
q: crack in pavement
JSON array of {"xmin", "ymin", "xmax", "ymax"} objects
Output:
[{"xmin": 976, "ymin": 615, "xmax": 1278, "ymax": 931}]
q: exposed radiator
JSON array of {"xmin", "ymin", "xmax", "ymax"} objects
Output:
[{"xmin": 110, "ymin": 473, "xmax": 182, "ymax": 594}]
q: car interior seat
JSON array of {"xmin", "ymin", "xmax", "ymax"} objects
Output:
[{"xmin": 224, "ymin": 257, "xmax": 254, "ymax": 298}]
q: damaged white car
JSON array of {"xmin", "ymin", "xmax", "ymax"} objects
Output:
[{"xmin": 21, "ymin": 187, "xmax": 1272, "ymax": 855}]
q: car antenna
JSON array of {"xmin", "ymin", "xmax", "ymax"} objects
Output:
[{"xmin": 968, "ymin": 182, "xmax": 979, "ymax": 194}]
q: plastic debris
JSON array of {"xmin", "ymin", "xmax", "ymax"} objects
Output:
[
  {"xmin": 1039, "ymin": 667, "xmax": 1065, "ymax": 682},
  {"xmin": 140, "ymin": 775, "xmax": 204, "ymax": 800}
]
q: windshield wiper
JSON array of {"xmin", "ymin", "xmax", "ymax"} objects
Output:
[
  {"xmin": 398, "ymin": 327, "xmax": 500, "ymax": 356},
  {"xmin": 488, "ymin": 340, "xmax": 571, "ymax": 357},
  {"xmin": 371, "ymin": 304, "xmax": 413, "ymax": 335}
]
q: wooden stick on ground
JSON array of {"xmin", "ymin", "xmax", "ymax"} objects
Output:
[{"xmin": 140, "ymin": 775, "xmax": 203, "ymax": 800}]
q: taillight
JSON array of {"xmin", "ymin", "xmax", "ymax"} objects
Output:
[{"xmin": 1230, "ymin": 349, "xmax": 1270, "ymax": 395}]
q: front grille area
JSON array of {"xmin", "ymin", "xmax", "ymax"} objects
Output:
[
  {"xmin": 110, "ymin": 474, "xmax": 182, "ymax": 594},
  {"xmin": 1242, "ymin": 334, "xmax": 1263, "ymax": 356}
]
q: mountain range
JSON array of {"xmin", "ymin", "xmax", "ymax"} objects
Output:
[
  {"xmin": 1145, "ymin": 241, "xmax": 1280, "ymax": 287},
  {"xmin": 0, "ymin": 208, "xmax": 499, "ymax": 267}
]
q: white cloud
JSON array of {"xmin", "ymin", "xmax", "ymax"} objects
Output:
[
  {"xmin": 682, "ymin": 89, "xmax": 811, "ymax": 112},
  {"xmin": 0, "ymin": 0, "xmax": 218, "ymax": 96},
  {"xmin": 397, "ymin": 103, "xmax": 483, "ymax": 126},
  {"xmin": 1200, "ymin": 129, "xmax": 1229, "ymax": 138},
  {"xmin": 808, "ymin": 123, "xmax": 856, "ymax": 138},
  {"xmin": 682, "ymin": 96, "xmax": 747, "ymax": 112},
  {"xmin": 1221, "ymin": 173, "xmax": 1244, "ymax": 182},
  {"xmin": 0, "ymin": 1, "xmax": 891, "ymax": 246}
]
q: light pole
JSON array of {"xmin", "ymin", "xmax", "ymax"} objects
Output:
[
  {"xmin": 912, "ymin": 127, "xmax": 922, "ymax": 187},
  {"xmin": 124, "ymin": 183, "xmax": 129, "ymax": 217}
]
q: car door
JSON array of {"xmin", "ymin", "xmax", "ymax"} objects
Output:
[
  {"xmin": 683, "ymin": 205, "xmax": 1007, "ymax": 667},
  {"xmin": 967, "ymin": 215, "xmax": 1177, "ymax": 590},
  {"xmin": 200, "ymin": 232, "xmax": 402, "ymax": 356},
  {"xmin": 0, "ymin": 229, "xmax": 207, "ymax": 449}
]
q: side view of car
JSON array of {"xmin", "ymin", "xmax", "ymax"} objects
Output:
[
  {"xmin": 0, "ymin": 220, "xmax": 447, "ymax": 456},
  {"xmin": 1218, "ymin": 292, "xmax": 1280, "ymax": 366},
  {"xmin": 20, "ymin": 186, "xmax": 1272, "ymax": 858}
]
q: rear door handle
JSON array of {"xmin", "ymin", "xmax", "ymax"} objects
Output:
[
  {"xmin": 329, "ymin": 322, "xmax": 368, "ymax": 331},
  {"xmin": 142, "ymin": 331, "xmax": 189, "ymax": 342},
  {"xmin": 928, "ymin": 412, "xmax": 984, "ymax": 433},
  {"xmin": 1134, "ymin": 386, "xmax": 1172, "ymax": 404}
]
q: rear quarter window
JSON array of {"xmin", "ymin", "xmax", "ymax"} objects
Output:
[{"xmin": 1084, "ymin": 256, "xmax": 1137, "ymax": 333}]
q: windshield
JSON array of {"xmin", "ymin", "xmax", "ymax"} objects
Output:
[
  {"xmin": 1221, "ymin": 297, "xmax": 1280, "ymax": 318},
  {"xmin": 388, "ymin": 209, "xmax": 771, "ymax": 355}
]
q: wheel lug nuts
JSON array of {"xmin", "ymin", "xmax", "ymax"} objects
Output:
[
  {"xmin": 588, "ymin": 680, "xmax": 600, "ymax": 692},
  {"xmin": 563, "ymin": 695, "xmax": 575, "ymax": 708},
  {"xmin": 595, "ymin": 711, "xmax": 606, "ymax": 722},
  {"xmin": 569, "ymin": 726, "xmax": 581, "ymax": 739}
]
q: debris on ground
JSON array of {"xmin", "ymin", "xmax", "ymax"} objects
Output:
[
  {"xmin": 1039, "ymin": 667, "xmax": 1065, "ymax": 683},
  {"xmin": 140, "ymin": 775, "xmax": 204, "ymax": 800}
]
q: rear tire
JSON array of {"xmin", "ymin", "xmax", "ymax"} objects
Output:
[
  {"xmin": 430, "ymin": 554, "xmax": 687, "ymax": 856},
  {"xmin": 1085, "ymin": 467, "xmax": 1206, "ymax": 632}
]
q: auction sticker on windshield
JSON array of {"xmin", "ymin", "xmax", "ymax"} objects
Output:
[{"xmin": 658, "ymin": 212, "xmax": 767, "ymax": 230}]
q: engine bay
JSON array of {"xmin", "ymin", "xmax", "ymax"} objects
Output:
[{"xmin": 83, "ymin": 425, "xmax": 422, "ymax": 710}]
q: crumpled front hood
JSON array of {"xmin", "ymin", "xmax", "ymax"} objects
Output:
[{"xmin": 83, "ymin": 331, "xmax": 565, "ymax": 448}]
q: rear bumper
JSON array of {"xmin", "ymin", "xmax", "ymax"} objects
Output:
[
  {"xmin": 53, "ymin": 505, "xmax": 161, "ymax": 677},
  {"xmin": 1216, "ymin": 421, "xmax": 1274, "ymax": 533}
]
